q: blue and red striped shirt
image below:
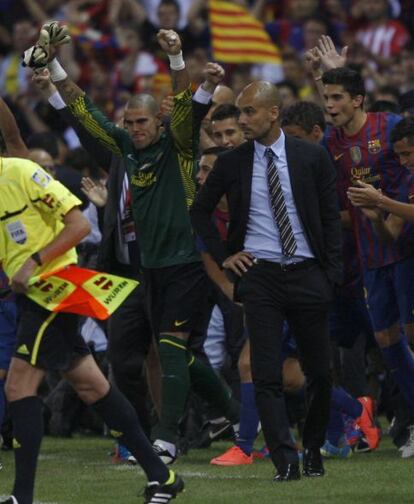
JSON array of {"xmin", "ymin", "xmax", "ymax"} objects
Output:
[{"xmin": 324, "ymin": 112, "xmax": 414, "ymax": 269}]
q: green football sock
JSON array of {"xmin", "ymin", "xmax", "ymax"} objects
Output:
[
  {"xmin": 188, "ymin": 354, "xmax": 240, "ymax": 424},
  {"xmin": 153, "ymin": 335, "xmax": 190, "ymax": 443}
]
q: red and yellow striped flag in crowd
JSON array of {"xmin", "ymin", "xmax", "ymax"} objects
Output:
[{"xmin": 209, "ymin": 0, "xmax": 281, "ymax": 64}]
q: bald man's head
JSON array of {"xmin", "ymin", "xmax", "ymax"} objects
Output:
[
  {"xmin": 236, "ymin": 81, "xmax": 281, "ymax": 144},
  {"xmin": 238, "ymin": 81, "xmax": 281, "ymax": 109},
  {"xmin": 124, "ymin": 93, "xmax": 162, "ymax": 149},
  {"xmin": 125, "ymin": 94, "xmax": 160, "ymax": 115},
  {"xmin": 212, "ymin": 85, "xmax": 235, "ymax": 107}
]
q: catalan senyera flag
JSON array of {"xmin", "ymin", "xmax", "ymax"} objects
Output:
[
  {"xmin": 26, "ymin": 265, "xmax": 138, "ymax": 320},
  {"xmin": 209, "ymin": 0, "xmax": 281, "ymax": 64}
]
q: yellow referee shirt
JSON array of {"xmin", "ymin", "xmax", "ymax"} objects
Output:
[{"xmin": 0, "ymin": 157, "xmax": 81, "ymax": 280}]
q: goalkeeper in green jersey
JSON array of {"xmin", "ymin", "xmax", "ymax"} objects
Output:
[{"xmin": 24, "ymin": 22, "xmax": 240, "ymax": 466}]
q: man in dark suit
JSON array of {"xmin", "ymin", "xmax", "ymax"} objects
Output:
[{"xmin": 191, "ymin": 81, "xmax": 342, "ymax": 481}]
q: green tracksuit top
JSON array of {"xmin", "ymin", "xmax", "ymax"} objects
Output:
[{"xmin": 68, "ymin": 87, "xmax": 200, "ymax": 269}]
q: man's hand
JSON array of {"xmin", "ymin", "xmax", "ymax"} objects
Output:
[
  {"xmin": 347, "ymin": 180, "xmax": 382, "ymax": 208},
  {"xmin": 157, "ymin": 29, "xmax": 182, "ymax": 55},
  {"xmin": 315, "ymin": 35, "xmax": 348, "ymax": 70},
  {"xmin": 22, "ymin": 29, "xmax": 51, "ymax": 69},
  {"xmin": 81, "ymin": 177, "xmax": 108, "ymax": 208},
  {"xmin": 201, "ymin": 62, "xmax": 225, "ymax": 94},
  {"xmin": 160, "ymin": 95, "xmax": 174, "ymax": 119},
  {"xmin": 304, "ymin": 47, "xmax": 322, "ymax": 77},
  {"xmin": 222, "ymin": 251, "xmax": 255, "ymax": 277},
  {"xmin": 42, "ymin": 21, "xmax": 71, "ymax": 47},
  {"xmin": 11, "ymin": 257, "xmax": 38, "ymax": 294},
  {"xmin": 32, "ymin": 68, "xmax": 57, "ymax": 98},
  {"xmin": 358, "ymin": 206, "xmax": 384, "ymax": 222}
]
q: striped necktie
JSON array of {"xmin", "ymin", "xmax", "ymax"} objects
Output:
[{"xmin": 265, "ymin": 148, "xmax": 297, "ymax": 257}]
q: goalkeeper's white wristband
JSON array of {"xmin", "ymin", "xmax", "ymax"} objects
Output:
[
  {"xmin": 48, "ymin": 58, "xmax": 68, "ymax": 82},
  {"xmin": 168, "ymin": 51, "xmax": 185, "ymax": 71},
  {"xmin": 48, "ymin": 91, "xmax": 66, "ymax": 110}
]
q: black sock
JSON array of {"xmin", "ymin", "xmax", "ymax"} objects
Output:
[
  {"xmin": 10, "ymin": 396, "xmax": 44, "ymax": 504},
  {"xmin": 92, "ymin": 386, "xmax": 168, "ymax": 482}
]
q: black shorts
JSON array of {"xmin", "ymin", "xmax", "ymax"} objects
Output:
[
  {"xmin": 14, "ymin": 296, "xmax": 90, "ymax": 371},
  {"xmin": 144, "ymin": 261, "xmax": 207, "ymax": 336}
]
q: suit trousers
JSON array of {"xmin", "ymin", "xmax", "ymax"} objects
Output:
[
  {"xmin": 236, "ymin": 259, "xmax": 332, "ymax": 470},
  {"xmin": 107, "ymin": 282, "xmax": 153, "ymax": 437}
]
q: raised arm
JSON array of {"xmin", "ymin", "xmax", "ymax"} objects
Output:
[
  {"xmin": 32, "ymin": 68, "xmax": 114, "ymax": 169},
  {"xmin": 157, "ymin": 29, "xmax": 190, "ymax": 95},
  {"xmin": 305, "ymin": 35, "xmax": 348, "ymax": 101}
]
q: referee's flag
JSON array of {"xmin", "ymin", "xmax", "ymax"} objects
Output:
[
  {"xmin": 209, "ymin": 0, "xmax": 281, "ymax": 64},
  {"xmin": 27, "ymin": 265, "xmax": 138, "ymax": 320}
]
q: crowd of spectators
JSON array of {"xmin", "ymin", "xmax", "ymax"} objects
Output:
[{"xmin": 2, "ymin": 0, "xmax": 414, "ymax": 152}]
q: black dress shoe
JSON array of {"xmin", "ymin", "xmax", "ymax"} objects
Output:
[
  {"xmin": 303, "ymin": 448, "xmax": 325, "ymax": 477},
  {"xmin": 273, "ymin": 463, "xmax": 301, "ymax": 482}
]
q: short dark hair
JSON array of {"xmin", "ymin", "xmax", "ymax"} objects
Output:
[
  {"xmin": 211, "ymin": 104, "xmax": 240, "ymax": 123},
  {"xmin": 377, "ymin": 85, "xmax": 400, "ymax": 102},
  {"xmin": 322, "ymin": 67, "xmax": 366, "ymax": 100},
  {"xmin": 159, "ymin": 0, "xmax": 180, "ymax": 12},
  {"xmin": 390, "ymin": 118, "xmax": 414, "ymax": 145},
  {"xmin": 201, "ymin": 146, "xmax": 229, "ymax": 157},
  {"xmin": 281, "ymin": 101, "xmax": 326, "ymax": 133},
  {"xmin": 369, "ymin": 100, "xmax": 400, "ymax": 114}
]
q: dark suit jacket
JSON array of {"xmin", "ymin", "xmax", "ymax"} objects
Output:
[{"xmin": 190, "ymin": 135, "xmax": 343, "ymax": 285}]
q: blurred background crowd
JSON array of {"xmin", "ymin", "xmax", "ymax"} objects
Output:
[{"xmin": 2, "ymin": 0, "xmax": 414, "ymax": 160}]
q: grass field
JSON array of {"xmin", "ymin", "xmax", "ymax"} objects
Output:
[{"xmin": 0, "ymin": 434, "xmax": 413, "ymax": 504}]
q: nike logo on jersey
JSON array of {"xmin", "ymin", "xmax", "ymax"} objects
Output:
[
  {"xmin": 174, "ymin": 319, "xmax": 188, "ymax": 327},
  {"xmin": 127, "ymin": 153, "xmax": 138, "ymax": 164},
  {"xmin": 334, "ymin": 153, "xmax": 344, "ymax": 161}
]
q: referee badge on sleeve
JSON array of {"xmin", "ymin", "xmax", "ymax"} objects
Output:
[
  {"xmin": 31, "ymin": 169, "xmax": 52, "ymax": 188},
  {"xmin": 6, "ymin": 220, "xmax": 27, "ymax": 244}
]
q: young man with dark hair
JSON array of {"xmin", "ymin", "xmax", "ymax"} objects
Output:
[
  {"xmin": 348, "ymin": 117, "xmax": 414, "ymax": 229},
  {"xmin": 320, "ymin": 65, "xmax": 414, "ymax": 436},
  {"xmin": 210, "ymin": 104, "xmax": 244, "ymax": 149},
  {"xmin": 281, "ymin": 98, "xmax": 381, "ymax": 457},
  {"xmin": 281, "ymin": 101, "xmax": 326, "ymax": 143}
]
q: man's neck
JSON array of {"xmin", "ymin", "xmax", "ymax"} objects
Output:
[
  {"xmin": 342, "ymin": 110, "xmax": 367, "ymax": 136},
  {"xmin": 256, "ymin": 126, "xmax": 281, "ymax": 147}
]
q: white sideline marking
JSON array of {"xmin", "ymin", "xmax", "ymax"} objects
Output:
[
  {"xmin": 111, "ymin": 467, "xmax": 260, "ymax": 479},
  {"xmin": 0, "ymin": 497, "xmax": 58, "ymax": 504}
]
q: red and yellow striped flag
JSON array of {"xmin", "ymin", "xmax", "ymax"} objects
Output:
[{"xmin": 209, "ymin": 0, "xmax": 281, "ymax": 64}]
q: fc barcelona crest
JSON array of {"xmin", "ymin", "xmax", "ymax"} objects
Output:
[
  {"xmin": 350, "ymin": 146, "xmax": 362, "ymax": 165},
  {"xmin": 368, "ymin": 139, "xmax": 381, "ymax": 154}
]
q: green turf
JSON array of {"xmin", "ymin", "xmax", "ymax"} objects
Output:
[{"xmin": 0, "ymin": 434, "xmax": 413, "ymax": 503}]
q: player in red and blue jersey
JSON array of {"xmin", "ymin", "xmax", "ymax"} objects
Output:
[
  {"xmin": 321, "ymin": 67, "xmax": 414, "ymax": 418},
  {"xmin": 282, "ymin": 101, "xmax": 380, "ymax": 455}
]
